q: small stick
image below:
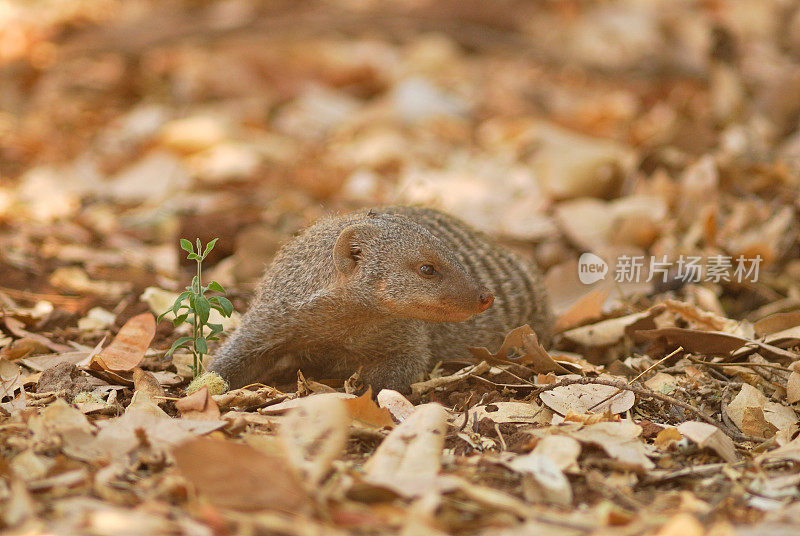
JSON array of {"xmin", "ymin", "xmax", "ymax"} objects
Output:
[
  {"xmin": 587, "ymin": 346, "xmax": 684, "ymax": 412},
  {"xmin": 689, "ymin": 358, "xmax": 792, "ymax": 373}
]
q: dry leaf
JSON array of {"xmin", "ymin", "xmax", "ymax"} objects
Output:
[
  {"xmin": 664, "ymin": 299, "xmax": 742, "ymax": 334},
  {"xmin": 91, "ymin": 313, "xmax": 155, "ymax": 372},
  {"xmin": 0, "ymin": 359, "xmax": 25, "ymax": 413},
  {"xmin": 655, "ymin": 427, "xmax": 683, "ymax": 450},
  {"xmin": 726, "ymin": 384, "xmax": 797, "ymax": 434},
  {"xmin": 376, "ymin": 389, "xmax": 416, "ymax": 422},
  {"xmin": 469, "ymin": 325, "xmax": 569, "ymax": 374},
  {"xmin": 754, "ymin": 311, "xmax": 800, "ymax": 337},
  {"xmin": 677, "ymin": 421, "xmax": 738, "ymax": 463},
  {"xmin": 539, "ymin": 376, "xmax": 635, "ymax": 415},
  {"xmin": 454, "ymin": 401, "xmax": 551, "ymax": 428},
  {"xmin": 3, "ymin": 317, "xmax": 72, "ymax": 353},
  {"xmin": 531, "ymin": 435, "xmax": 581, "ymax": 472},
  {"xmin": 568, "ymin": 421, "xmax": 655, "ymax": 471},
  {"xmin": 175, "ymin": 386, "xmax": 221, "ymax": 420},
  {"xmin": 363, "ymin": 403, "xmax": 448, "ymax": 497},
  {"xmin": 132, "ymin": 367, "xmax": 166, "ymax": 402},
  {"xmin": 787, "ymin": 372, "xmax": 800, "ymax": 405},
  {"xmin": 561, "ymin": 306, "xmax": 664, "ymax": 347},
  {"xmin": 644, "ymin": 372, "xmax": 679, "ymax": 395},
  {"xmin": 741, "ymin": 407, "xmax": 779, "ymax": 439},
  {"xmin": 279, "ymin": 394, "xmax": 349, "ymax": 485},
  {"xmin": 506, "ymin": 453, "xmax": 572, "ymax": 506},
  {"xmin": 553, "ymin": 287, "xmax": 610, "ymax": 333},
  {"xmin": 635, "ymin": 327, "xmax": 797, "ymax": 362},
  {"xmin": 656, "ymin": 513, "xmax": 706, "ymax": 536},
  {"xmin": 343, "ymin": 388, "xmax": 395, "ymax": 428},
  {"xmin": 173, "ymin": 437, "xmax": 310, "ymax": 512},
  {"xmin": 213, "ymin": 386, "xmax": 282, "ymax": 411},
  {"xmin": 91, "ymin": 392, "xmax": 225, "ymax": 461},
  {"xmin": 0, "ymin": 337, "xmax": 51, "ymax": 360},
  {"xmin": 260, "ymin": 392, "xmax": 355, "ymax": 414}
]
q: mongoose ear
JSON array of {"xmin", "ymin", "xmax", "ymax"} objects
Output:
[{"xmin": 333, "ymin": 223, "xmax": 376, "ymax": 274}]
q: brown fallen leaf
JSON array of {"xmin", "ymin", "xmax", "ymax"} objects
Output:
[
  {"xmin": 663, "ymin": 299, "xmax": 741, "ymax": 333},
  {"xmin": 343, "ymin": 388, "xmax": 395, "ymax": 429},
  {"xmin": 132, "ymin": 367, "xmax": 166, "ymax": 403},
  {"xmin": 453, "ymin": 401, "xmax": 551, "ymax": 428},
  {"xmin": 539, "ymin": 375, "xmax": 635, "ymax": 416},
  {"xmin": 741, "ymin": 407, "xmax": 779, "ymax": 439},
  {"xmin": 561, "ymin": 305, "xmax": 665, "ymax": 347},
  {"xmin": 634, "ymin": 327, "xmax": 797, "ymax": 362},
  {"xmin": 3, "ymin": 317, "xmax": 72, "ymax": 353},
  {"xmin": 0, "ymin": 359, "xmax": 25, "ymax": 413},
  {"xmin": 212, "ymin": 386, "xmax": 282, "ymax": 411},
  {"xmin": 469, "ymin": 324, "xmax": 570, "ymax": 374},
  {"xmin": 173, "ymin": 437, "xmax": 310, "ymax": 513},
  {"xmin": 376, "ymin": 389, "xmax": 416, "ymax": 422},
  {"xmin": 175, "ymin": 386, "xmax": 221, "ymax": 421},
  {"xmin": 656, "ymin": 513, "xmax": 706, "ymax": 536},
  {"xmin": 787, "ymin": 371, "xmax": 800, "ymax": 405},
  {"xmin": 553, "ymin": 287, "xmax": 610, "ymax": 333},
  {"xmin": 754, "ymin": 311, "xmax": 800, "ymax": 337},
  {"xmin": 90, "ymin": 313, "xmax": 155, "ymax": 373},
  {"xmin": 677, "ymin": 421, "xmax": 738, "ymax": 463},
  {"xmin": 279, "ymin": 394, "xmax": 349, "ymax": 485},
  {"xmin": 568, "ymin": 421, "xmax": 655, "ymax": 471},
  {"xmin": 0, "ymin": 337, "xmax": 51, "ymax": 360},
  {"xmin": 726, "ymin": 384, "xmax": 797, "ymax": 435},
  {"xmin": 363, "ymin": 403, "xmax": 448, "ymax": 497},
  {"xmin": 763, "ymin": 325, "xmax": 800, "ymax": 350},
  {"xmin": 654, "ymin": 427, "xmax": 683, "ymax": 450}
]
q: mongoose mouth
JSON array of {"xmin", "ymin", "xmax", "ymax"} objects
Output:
[
  {"xmin": 477, "ymin": 291, "xmax": 494, "ymax": 312},
  {"xmin": 422, "ymin": 293, "xmax": 494, "ymax": 322}
]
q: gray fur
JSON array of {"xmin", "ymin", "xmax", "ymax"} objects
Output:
[{"xmin": 209, "ymin": 206, "xmax": 553, "ymax": 393}]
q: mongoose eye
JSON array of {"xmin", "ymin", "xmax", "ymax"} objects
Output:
[{"xmin": 419, "ymin": 264, "xmax": 437, "ymax": 277}]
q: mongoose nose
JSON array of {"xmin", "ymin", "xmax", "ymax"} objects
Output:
[{"xmin": 477, "ymin": 291, "xmax": 494, "ymax": 312}]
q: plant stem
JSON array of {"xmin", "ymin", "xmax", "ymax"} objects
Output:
[{"xmin": 193, "ymin": 253, "xmax": 202, "ymax": 377}]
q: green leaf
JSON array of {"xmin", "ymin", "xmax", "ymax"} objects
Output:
[
  {"xmin": 196, "ymin": 238, "xmax": 202, "ymax": 256},
  {"xmin": 207, "ymin": 323, "xmax": 223, "ymax": 335},
  {"xmin": 194, "ymin": 337, "xmax": 208, "ymax": 354},
  {"xmin": 202, "ymin": 238, "xmax": 219, "ymax": 259},
  {"xmin": 187, "ymin": 253, "xmax": 200, "ymax": 261},
  {"xmin": 167, "ymin": 336, "xmax": 194, "ymax": 356},
  {"xmin": 180, "ymin": 239, "xmax": 194, "ymax": 254},
  {"xmin": 207, "ymin": 281, "xmax": 225, "ymax": 293},
  {"xmin": 172, "ymin": 313, "xmax": 189, "ymax": 327},
  {"xmin": 195, "ymin": 296, "xmax": 211, "ymax": 324},
  {"xmin": 213, "ymin": 296, "xmax": 234, "ymax": 317}
]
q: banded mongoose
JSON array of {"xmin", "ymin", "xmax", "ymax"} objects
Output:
[{"xmin": 209, "ymin": 206, "xmax": 553, "ymax": 393}]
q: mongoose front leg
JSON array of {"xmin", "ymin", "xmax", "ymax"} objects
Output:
[
  {"xmin": 357, "ymin": 339, "xmax": 432, "ymax": 394},
  {"xmin": 208, "ymin": 308, "xmax": 290, "ymax": 389}
]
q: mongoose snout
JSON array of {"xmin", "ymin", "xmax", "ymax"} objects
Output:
[
  {"xmin": 209, "ymin": 206, "xmax": 553, "ymax": 393},
  {"xmin": 478, "ymin": 290, "xmax": 494, "ymax": 311}
]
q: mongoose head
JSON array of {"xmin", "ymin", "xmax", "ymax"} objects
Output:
[{"xmin": 332, "ymin": 214, "xmax": 494, "ymax": 322}]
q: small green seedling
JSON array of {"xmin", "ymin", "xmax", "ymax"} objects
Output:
[{"xmin": 158, "ymin": 238, "xmax": 233, "ymax": 378}]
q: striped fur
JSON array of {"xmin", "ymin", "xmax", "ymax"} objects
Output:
[{"xmin": 209, "ymin": 206, "xmax": 552, "ymax": 393}]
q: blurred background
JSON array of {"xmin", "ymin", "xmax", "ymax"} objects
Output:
[{"xmin": 0, "ymin": 0, "xmax": 798, "ymax": 328}]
